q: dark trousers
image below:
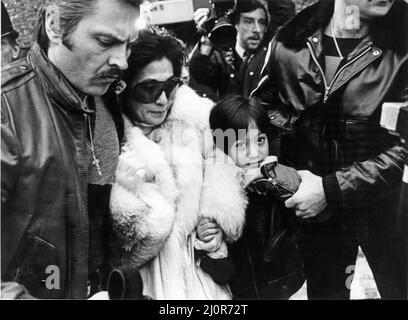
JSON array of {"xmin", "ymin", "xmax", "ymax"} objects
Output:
[{"xmin": 300, "ymin": 205, "xmax": 407, "ymax": 300}]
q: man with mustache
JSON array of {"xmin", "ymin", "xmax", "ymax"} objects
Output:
[
  {"xmin": 253, "ymin": 0, "xmax": 407, "ymax": 299},
  {"xmin": 189, "ymin": 0, "xmax": 271, "ymax": 99},
  {"xmin": 1, "ymin": 0, "xmax": 140, "ymax": 299}
]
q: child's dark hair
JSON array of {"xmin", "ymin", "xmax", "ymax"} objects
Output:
[{"xmin": 209, "ymin": 95, "xmax": 277, "ymax": 154}]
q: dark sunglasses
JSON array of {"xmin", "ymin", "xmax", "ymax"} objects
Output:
[{"xmin": 132, "ymin": 76, "xmax": 182, "ymax": 103}]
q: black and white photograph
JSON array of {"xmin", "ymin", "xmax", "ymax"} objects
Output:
[{"xmin": 1, "ymin": 0, "xmax": 407, "ymax": 305}]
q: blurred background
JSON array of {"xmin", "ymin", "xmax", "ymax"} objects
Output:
[{"xmin": 2, "ymin": 0, "xmax": 317, "ymax": 50}]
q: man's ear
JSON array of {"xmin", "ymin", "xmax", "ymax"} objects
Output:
[
  {"xmin": 45, "ymin": 4, "xmax": 62, "ymax": 45},
  {"xmin": 11, "ymin": 42, "xmax": 20, "ymax": 60}
]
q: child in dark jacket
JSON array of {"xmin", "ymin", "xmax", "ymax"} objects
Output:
[{"xmin": 206, "ymin": 95, "xmax": 305, "ymax": 299}]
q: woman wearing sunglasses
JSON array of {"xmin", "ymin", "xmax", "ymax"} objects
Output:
[{"xmin": 109, "ymin": 27, "xmax": 246, "ymax": 299}]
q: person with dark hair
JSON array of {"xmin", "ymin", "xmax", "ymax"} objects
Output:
[
  {"xmin": 109, "ymin": 27, "xmax": 246, "ymax": 299},
  {"xmin": 253, "ymin": 0, "xmax": 408, "ymax": 299},
  {"xmin": 209, "ymin": 94, "xmax": 305, "ymax": 299},
  {"xmin": 1, "ymin": 0, "xmax": 140, "ymax": 299},
  {"xmin": 1, "ymin": 1, "xmax": 20, "ymax": 65},
  {"xmin": 189, "ymin": 0, "xmax": 271, "ymax": 100}
]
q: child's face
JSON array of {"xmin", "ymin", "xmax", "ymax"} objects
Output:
[{"xmin": 228, "ymin": 122, "xmax": 269, "ymax": 171}]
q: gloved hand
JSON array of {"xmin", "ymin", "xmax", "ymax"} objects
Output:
[{"xmin": 249, "ymin": 156, "xmax": 301, "ymax": 201}]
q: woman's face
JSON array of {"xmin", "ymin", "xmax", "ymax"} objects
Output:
[{"xmin": 126, "ymin": 57, "xmax": 177, "ymax": 126}]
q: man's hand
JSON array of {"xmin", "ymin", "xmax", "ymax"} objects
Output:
[
  {"xmin": 199, "ymin": 36, "xmax": 213, "ymax": 56},
  {"xmin": 285, "ymin": 170, "xmax": 328, "ymax": 219},
  {"xmin": 193, "ymin": 8, "xmax": 210, "ymax": 31}
]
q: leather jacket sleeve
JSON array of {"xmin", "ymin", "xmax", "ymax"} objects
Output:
[
  {"xmin": 189, "ymin": 44, "xmax": 219, "ymax": 98},
  {"xmin": 323, "ymin": 64, "xmax": 408, "ymax": 210},
  {"xmin": 252, "ymin": 39, "xmax": 298, "ymax": 131},
  {"xmin": 323, "ymin": 145, "xmax": 407, "ymax": 210},
  {"xmin": 0, "ymin": 98, "xmax": 31, "ymax": 299},
  {"xmin": 1, "ymin": 95, "xmax": 20, "ymax": 207}
]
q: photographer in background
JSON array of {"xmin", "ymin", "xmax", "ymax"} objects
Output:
[
  {"xmin": 189, "ymin": 0, "xmax": 270, "ymax": 100},
  {"xmin": 1, "ymin": 2, "xmax": 20, "ymax": 66}
]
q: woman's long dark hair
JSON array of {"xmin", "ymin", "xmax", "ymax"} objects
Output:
[
  {"xmin": 123, "ymin": 26, "xmax": 187, "ymax": 86},
  {"xmin": 121, "ymin": 26, "xmax": 188, "ymax": 121}
]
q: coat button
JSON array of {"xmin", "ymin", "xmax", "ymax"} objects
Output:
[
  {"xmin": 373, "ymin": 50, "xmax": 380, "ymax": 56},
  {"xmin": 312, "ymin": 37, "xmax": 318, "ymax": 43},
  {"xmin": 230, "ymin": 73, "xmax": 235, "ymax": 78},
  {"xmin": 249, "ymin": 72, "xmax": 254, "ymax": 76}
]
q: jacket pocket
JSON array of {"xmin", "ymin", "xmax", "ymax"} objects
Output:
[{"xmin": 6, "ymin": 234, "xmax": 61, "ymax": 299}]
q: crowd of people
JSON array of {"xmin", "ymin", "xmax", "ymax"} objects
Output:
[{"xmin": 1, "ymin": 0, "xmax": 407, "ymax": 300}]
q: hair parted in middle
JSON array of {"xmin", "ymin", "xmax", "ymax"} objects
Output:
[
  {"xmin": 123, "ymin": 26, "xmax": 188, "ymax": 86},
  {"xmin": 232, "ymin": 0, "xmax": 270, "ymax": 26}
]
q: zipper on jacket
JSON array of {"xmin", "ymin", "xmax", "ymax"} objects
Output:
[
  {"xmin": 250, "ymin": 74, "xmax": 269, "ymax": 97},
  {"xmin": 80, "ymin": 102, "xmax": 90, "ymax": 298},
  {"xmin": 306, "ymin": 41, "xmax": 373, "ymax": 103}
]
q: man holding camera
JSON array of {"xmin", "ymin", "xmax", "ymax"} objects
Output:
[
  {"xmin": 189, "ymin": 0, "xmax": 270, "ymax": 99},
  {"xmin": 1, "ymin": 0, "xmax": 140, "ymax": 299},
  {"xmin": 253, "ymin": 0, "xmax": 407, "ymax": 299}
]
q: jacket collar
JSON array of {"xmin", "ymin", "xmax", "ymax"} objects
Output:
[
  {"xmin": 306, "ymin": 28, "xmax": 374, "ymax": 62},
  {"xmin": 28, "ymin": 41, "xmax": 94, "ymax": 114}
]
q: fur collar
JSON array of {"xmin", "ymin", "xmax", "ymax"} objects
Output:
[
  {"xmin": 168, "ymin": 84, "xmax": 215, "ymax": 130},
  {"xmin": 276, "ymin": 0, "xmax": 407, "ymax": 54}
]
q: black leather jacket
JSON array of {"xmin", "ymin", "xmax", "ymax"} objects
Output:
[
  {"xmin": 230, "ymin": 192, "xmax": 304, "ymax": 300},
  {"xmin": 253, "ymin": 1, "xmax": 408, "ymax": 213},
  {"xmin": 1, "ymin": 42, "xmax": 121, "ymax": 299}
]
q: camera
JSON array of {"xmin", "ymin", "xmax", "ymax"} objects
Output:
[
  {"xmin": 107, "ymin": 267, "xmax": 146, "ymax": 300},
  {"xmin": 201, "ymin": 0, "xmax": 237, "ymax": 50}
]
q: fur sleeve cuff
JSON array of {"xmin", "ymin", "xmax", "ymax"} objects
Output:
[
  {"xmin": 110, "ymin": 182, "xmax": 176, "ymax": 267},
  {"xmin": 110, "ymin": 145, "xmax": 178, "ymax": 267}
]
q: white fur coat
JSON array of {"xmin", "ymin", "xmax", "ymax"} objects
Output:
[{"xmin": 110, "ymin": 85, "xmax": 247, "ymax": 299}]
